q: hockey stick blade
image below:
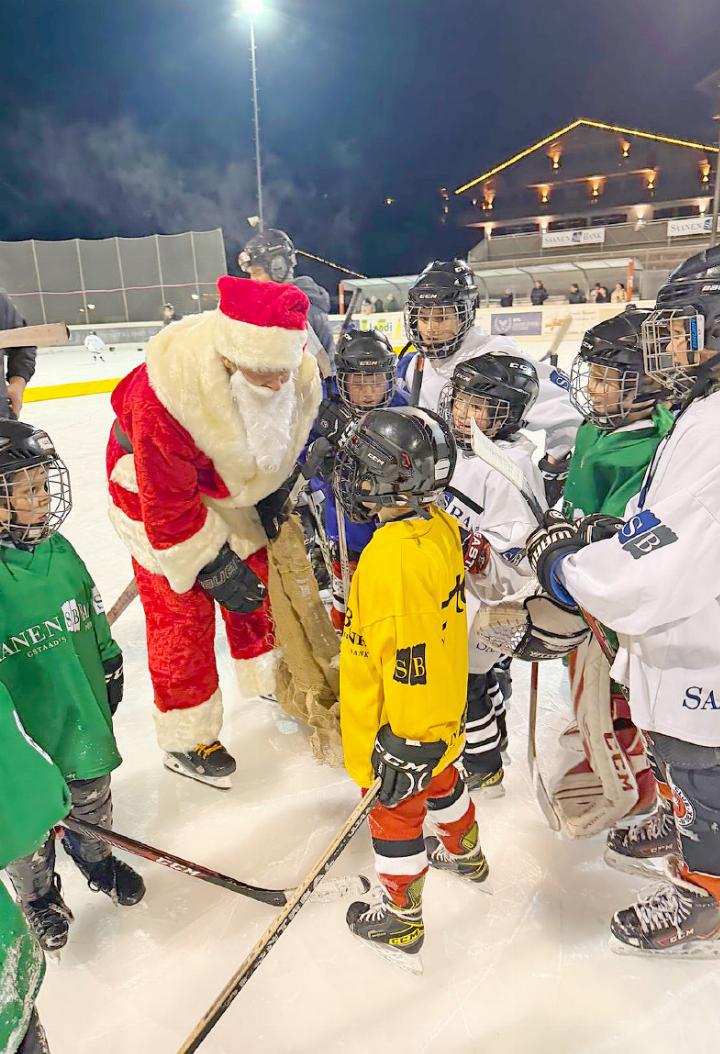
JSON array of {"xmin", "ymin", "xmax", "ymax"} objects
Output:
[
  {"xmin": 528, "ymin": 663, "xmax": 561, "ymax": 831},
  {"xmin": 470, "ymin": 421, "xmax": 545, "ymax": 524},
  {"xmin": 177, "ymin": 780, "xmax": 381, "ymax": 1053}
]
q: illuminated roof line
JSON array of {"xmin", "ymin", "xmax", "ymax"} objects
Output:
[{"xmin": 453, "ymin": 118, "xmax": 720, "ymax": 196}]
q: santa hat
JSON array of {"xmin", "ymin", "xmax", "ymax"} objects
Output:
[{"xmin": 214, "ymin": 275, "xmax": 309, "ymax": 371}]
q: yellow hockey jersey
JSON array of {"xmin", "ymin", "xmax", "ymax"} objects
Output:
[{"xmin": 340, "ymin": 505, "xmax": 469, "ymax": 788}]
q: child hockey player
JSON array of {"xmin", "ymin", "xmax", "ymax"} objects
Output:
[
  {"xmin": 401, "ymin": 259, "xmax": 582, "ymax": 497},
  {"xmin": 1, "ymin": 420, "xmax": 145, "ymax": 951},
  {"xmin": 1, "ymin": 683, "xmax": 70, "ymax": 1053},
  {"xmin": 439, "ymin": 354, "xmax": 546, "ymax": 793},
  {"xmin": 527, "ymin": 245, "xmax": 720, "ymax": 956},
  {"xmin": 556, "ymin": 308, "xmax": 674, "ymax": 838},
  {"xmin": 336, "ymin": 406, "xmax": 488, "ymax": 969},
  {"xmin": 308, "ymin": 328, "xmax": 406, "ymax": 629}
]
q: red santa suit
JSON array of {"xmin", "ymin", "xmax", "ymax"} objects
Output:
[{"xmin": 106, "ymin": 277, "xmax": 322, "ymax": 751}]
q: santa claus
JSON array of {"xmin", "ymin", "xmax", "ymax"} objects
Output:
[{"xmin": 106, "ymin": 276, "xmax": 321, "ymax": 787}]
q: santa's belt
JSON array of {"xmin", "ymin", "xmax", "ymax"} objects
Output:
[{"xmin": 113, "ymin": 419, "xmax": 133, "ymax": 454}]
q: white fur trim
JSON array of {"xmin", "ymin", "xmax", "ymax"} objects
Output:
[
  {"xmin": 152, "ymin": 509, "xmax": 229, "ymax": 595},
  {"xmin": 153, "ymin": 689, "xmax": 223, "ymax": 751},
  {"xmin": 145, "ymin": 313, "xmax": 321, "ymax": 504},
  {"xmin": 109, "ymin": 454, "xmax": 138, "ymax": 493},
  {"xmin": 233, "ymin": 650, "xmax": 278, "ymax": 700},
  {"xmin": 107, "ymin": 502, "xmax": 229, "ymax": 594},
  {"xmin": 215, "ymin": 311, "xmax": 306, "ymax": 371}
]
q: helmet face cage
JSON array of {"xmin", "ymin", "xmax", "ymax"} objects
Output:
[
  {"xmin": 439, "ymin": 382, "xmax": 511, "ymax": 450},
  {"xmin": 0, "ymin": 455, "xmax": 71, "ymax": 547},
  {"xmin": 641, "ymin": 307, "xmax": 705, "ymax": 398},
  {"xmin": 239, "ymin": 231, "xmax": 296, "ymax": 282},
  {"xmin": 569, "ymin": 356, "xmax": 655, "ymax": 430},
  {"xmin": 337, "ymin": 366, "xmax": 396, "ymax": 414},
  {"xmin": 405, "ymin": 299, "xmax": 475, "ymax": 359}
]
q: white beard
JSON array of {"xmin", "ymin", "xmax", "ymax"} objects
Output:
[{"xmin": 230, "ymin": 371, "xmax": 298, "ymax": 475}]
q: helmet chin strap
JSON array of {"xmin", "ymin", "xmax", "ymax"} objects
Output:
[{"xmin": 682, "ymin": 350, "xmax": 720, "ymax": 406}]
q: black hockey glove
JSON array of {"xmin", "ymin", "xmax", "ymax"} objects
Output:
[
  {"xmin": 526, "ymin": 511, "xmax": 583, "ymax": 611},
  {"xmin": 103, "ymin": 653, "xmax": 124, "ymax": 716},
  {"xmin": 255, "ymin": 466, "xmax": 301, "ymax": 541},
  {"xmin": 575, "ymin": 513, "xmax": 625, "ymax": 545},
  {"xmin": 198, "ymin": 544, "xmax": 266, "ymax": 614},
  {"xmin": 538, "ymin": 452, "xmax": 572, "ymax": 508},
  {"xmin": 371, "ymin": 725, "xmax": 447, "ymax": 808},
  {"xmin": 315, "ymin": 395, "xmax": 353, "ymax": 448}
]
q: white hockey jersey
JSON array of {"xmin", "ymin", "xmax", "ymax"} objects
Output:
[
  {"xmin": 558, "ymin": 390, "xmax": 720, "ymax": 746},
  {"xmin": 444, "ymin": 433, "xmax": 547, "ymax": 673},
  {"xmin": 404, "ymin": 327, "xmax": 582, "ymax": 457}
]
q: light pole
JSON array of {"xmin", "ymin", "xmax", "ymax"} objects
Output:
[
  {"xmin": 696, "ymin": 69, "xmax": 720, "ymax": 248},
  {"xmin": 236, "ymin": 0, "xmax": 265, "ymax": 232}
]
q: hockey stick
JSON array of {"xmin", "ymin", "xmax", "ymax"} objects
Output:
[
  {"xmin": 335, "ymin": 495, "xmax": 352, "ymax": 605},
  {"xmin": 107, "ymin": 579, "xmax": 139, "ymax": 627},
  {"xmin": 526, "ymin": 662, "xmax": 559, "ymax": 830},
  {"xmin": 61, "ymin": 816, "xmax": 367, "ymax": 909},
  {"xmin": 0, "ymin": 322, "xmax": 69, "ymax": 350},
  {"xmin": 539, "ymin": 315, "xmax": 571, "ymax": 366},
  {"xmin": 177, "ymin": 779, "xmax": 381, "ymax": 1053},
  {"xmin": 409, "ymin": 350, "xmax": 425, "ymax": 407}
]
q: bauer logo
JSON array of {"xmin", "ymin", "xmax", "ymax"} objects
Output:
[
  {"xmin": 671, "ymin": 783, "xmax": 696, "ymax": 831},
  {"xmin": 393, "ymin": 643, "xmax": 427, "ymax": 686}
]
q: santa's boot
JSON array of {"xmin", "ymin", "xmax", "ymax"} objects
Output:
[{"xmin": 164, "ymin": 741, "xmax": 236, "ymax": 789}]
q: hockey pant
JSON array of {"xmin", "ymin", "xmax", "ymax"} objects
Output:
[
  {"xmin": 462, "ymin": 671, "xmax": 504, "ymax": 776},
  {"xmin": 556, "ymin": 637, "xmax": 655, "ymax": 837},
  {"xmin": 647, "ymin": 732, "xmax": 720, "ymax": 901},
  {"xmin": 368, "ymin": 764, "xmax": 476, "ymax": 908},
  {"xmin": 17, "ymin": 1010, "xmax": 50, "ymax": 1054},
  {"xmin": 329, "ymin": 543, "xmax": 360, "ymax": 632},
  {"xmin": 6, "ymin": 775, "xmax": 112, "ymax": 902},
  {"xmin": 132, "ymin": 551, "xmax": 274, "ymax": 751}
]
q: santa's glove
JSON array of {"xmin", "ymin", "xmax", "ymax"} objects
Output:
[
  {"xmin": 574, "ymin": 512, "xmax": 625, "ymax": 545},
  {"xmin": 198, "ymin": 544, "xmax": 267, "ymax": 614},
  {"xmin": 315, "ymin": 395, "xmax": 353, "ymax": 448},
  {"xmin": 103, "ymin": 653, "xmax": 124, "ymax": 716},
  {"xmin": 463, "ymin": 530, "xmax": 491, "ymax": 576},
  {"xmin": 371, "ymin": 725, "xmax": 446, "ymax": 808},
  {"xmin": 255, "ymin": 466, "xmax": 302, "ymax": 541},
  {"xmin": 538, "ymin": 452, "xmax": 572, "ymax": 507},
  {"xmin": 526, "ymin": 510, "xmax": 583, "ymax": 611}
]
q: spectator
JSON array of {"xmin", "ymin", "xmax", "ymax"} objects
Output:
[
  {"xmin": 610, "ymin": 282, "xmax": 627, "ymax": 304},
  {"xmin": 162, "ymin": 303, "xmax": 183, "ymax": 326},
  {"xmin": 360, "ymin": 299, "xmax": 374, "ymax": 315},
  {"xmin": 0, "ymin": 292, "xmax": 36, "ymax": 419},
  {"xmin": 589, "ymin": 283, "xmax": 601, "ymax": 303},
  {"xmin": 568, "ymin": 283, "xmax": 586, "ymax": 304},
  {"xmin": 385, "ymin": 294, "xmax": 400, "ymax": 313},
  {"xmin": 371, "ymin": 296, "xmax": 385, "ymax": 314},
  {"xmin": 530, "ymin": 280, "xmax": 549, "ymax": 306},
  {"xmin": 597, "ymin": 285, "xmax": 610, "ymax": 303},
  {"xmin": 499, "ymin": 289, "xmax": 514, "ymax": 307}
]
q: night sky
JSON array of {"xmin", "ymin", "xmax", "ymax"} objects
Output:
[{"xmin": 2, "ymin": 0, "xmax": 720, "ymax": 286}]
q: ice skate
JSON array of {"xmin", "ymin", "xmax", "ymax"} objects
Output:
[
  {"xmin": 610, "ymin": 862, "xmax": 720, "ymax": 958},
  {"xmin": 346, "ymin": 882, "xmax": 424, "ymax": 974},
  {"xmin": 22, "ymin": 873, "xmax": 74, "ymax": 952},
  {"xmin": 456, "ymin": 761, "xmax": 505, "ymax": 798},
  {"xmin": 425, "ymin": 822, "xmax": 489, "ymax": 886},
  {"xmin": 164, "ymin": 741, "xmax": 236, "ymax": 789},
  {"xmin": 604, "ymin": 797, "xmax": 675, "ymax": 878},
  {"xmin": 61, "ymin": 837, "xmax": 146, "ymax": 906}
]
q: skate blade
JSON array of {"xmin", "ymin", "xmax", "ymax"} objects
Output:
[
  {"xmin": 352, "ymin": 934, "xmax": 424, "ymax": 975},
  {"xmin": 469, "ymin": 784, "xmax": 505, "ymax": 800},
  {"xmin": 311, "ymin": 874, "xmax": 370, "ymax": 904},
  {"xmin": 609, "ymin": 933, "xmax": 720, "ymax": 960},
  {"xmin": 603, "ymin": 847, "xmax": 670, "ymax": 880},
  {"xmin": 163, "ymin": 754, "xmax": 232, "ymax": 790}
]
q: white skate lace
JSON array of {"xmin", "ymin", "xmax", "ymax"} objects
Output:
[
  {"xmin": 359, "ymin": 901, "xmax": 389, "ymax": 924},
  {"xmin": 635, "ymin": 881, "xmax": 696, "ymax": 936},
  {"xmin": 627, "ymin": 808, "xmax": 674, "ymax": 845}
]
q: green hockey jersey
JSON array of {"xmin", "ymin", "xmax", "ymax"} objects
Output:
[
  {"xmin": 0, "ymin": 534, "xmax": 122, "ymax": 782},
  {"xmin": 563, "ymin": 405, "xmax": 674, "ymax": 521}
]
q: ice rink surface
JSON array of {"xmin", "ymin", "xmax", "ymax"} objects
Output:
[{"xmin": 12, "ymin": 379, "xmax": 719, "ymax": 1054}]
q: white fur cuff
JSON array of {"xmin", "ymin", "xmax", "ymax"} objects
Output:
[
  {"xmin": 153, "ymin": 509, "xmax": 230, "ymax": 594},
  {"xmin": 234, "ymin": 650, "xmax": 278, "ymax": 700},
  {"xmin": 153, "ymin": 689, "xmax": 224, "ymax": 751}
]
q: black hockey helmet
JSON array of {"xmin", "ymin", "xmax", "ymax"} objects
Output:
[
  {"xmin": 439, "ymin": 353, "xmax": 539, "ymax": 449},
  {"xmin": 405, "ymin": 259, "xmax": 478, "ymax": 359},
  {"xmin": 239, "ymin": 228, "xmax": 296, "ymax": 283},
  {"xmin": 335, "ymin": 329, "xmax": 397, "ymax": 413},
  {"xmin": 641, "ymin": 244, "xmax": 720, "ymax": 397},
  {"xmin": 0, "ymin": 420, "xmax": 71, "ymax": 548},
  {"xmin": 333, "ymin": 406, "xmax": 456, "ymax": 523},
  {"xmin": 570, "ymin": 308, "xmax": 667, "ymax": 430}
]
